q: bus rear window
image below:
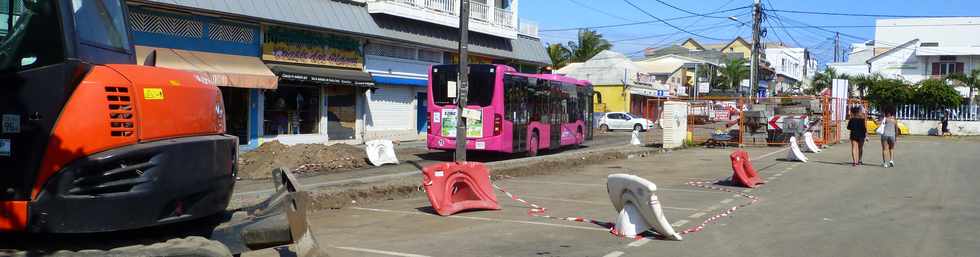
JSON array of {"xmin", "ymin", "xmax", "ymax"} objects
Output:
[{"xmin": 431, "ymin": 64, "xmax": 496, "ymax": 107}]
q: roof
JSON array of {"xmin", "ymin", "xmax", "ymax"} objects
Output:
[
  {"xmin": 721, "ymin": 37, "xmax": 751, "ymax": 51},
  {"xmin": 681, "ymin": 38, "xmax": 705, "ymax": 50},
  {"xmin": 559, "ymin": 50, "xmax": 641, "ymax": 85},
  {"xmin": 866, "ymin": 39, "xmax": 920, "ymax": 64},
  {"xmin": 641, "ymin": 54, "xmax": 717, "ymax": 66},
  {"xmin": 915, "ymin": 46, "xmax": 980, "ymax": 56},
  {"xmin": 136, "ymin": 0, "xmax": 549, "ymax": 65},
  {"xmin": 556, "ymin": 62, "xmax": 583, "ymax": 74}
]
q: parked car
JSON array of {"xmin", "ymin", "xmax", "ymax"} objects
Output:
[{"xmin": 598, "ymin": 112, "xmax": 655, "ymax": 132}]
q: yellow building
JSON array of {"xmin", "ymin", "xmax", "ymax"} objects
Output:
[
  {"xmin": 592, "ymin": 84, "xmax": 629, "ymax": 113},
  {"xmin": 681, "ymin": 37, "xmax": 753, "ymax": 60}
]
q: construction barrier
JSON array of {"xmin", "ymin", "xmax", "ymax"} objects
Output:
[
  {"xmin": 606, "ymin": 174, "xmax": 682, "ymax": 240},
  {"xmin": 422, "ymin": 162, "xmax": 500, "ymax": 216},
  {"xmin": 730, "ymin": 150, "xmax": 763, "ymax": 188},
  {"xmin": 630, "ymin": 128, "xmax": 642, "ymax": 146},
  {"xmin": 365, "ymin": 139, "xmax": 399, "ymax": 166},
  {"xmin": 803, "ymin": 132, "xmax": 822, "ymax": 153},
  {"xmin": 786, "ymin": 136, "xmax": 808, "ymax": 162}
]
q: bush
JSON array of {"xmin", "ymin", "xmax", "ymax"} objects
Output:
[
  {"xmin": 866, "ymin": 78, "xmax": 914, "ymax": 109},
  {"xmin": 915, "ymin": 79, "xmax": 962, "ymax": 110}
]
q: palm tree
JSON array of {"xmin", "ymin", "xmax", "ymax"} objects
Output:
[
  {"xmin": 718, "ymin": 58, "xmax": 749, "ymax": 94},
  {"xmin": 849, "ymin": 73, "xmax": 882, "ymax": 99},
  {"xmin": 810, "ymin": 67, "xmax": 842, "ymax": 95},
  {"xmin": 546, "ymin": 43, "xmax": 571, "ymax": 69},
  {"xmin": 567, "ymin": 29, "xmax": 613, "ymax": 62},
  {"xmin": 947, "ymin": 68, "xmax": 980, "ymax": 105}
]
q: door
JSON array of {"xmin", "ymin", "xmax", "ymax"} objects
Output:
[
  {"xmin": 417, "ymin": 93, "xmax": 428, "ymax": 133},
  {"xmin": 326, "ymin": 86, "xmax": 356, "ymax": 140}
]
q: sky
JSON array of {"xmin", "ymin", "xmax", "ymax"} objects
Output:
[{"xmin": 520, "ymin": 0, "xmax": 980, "ymax": 67}]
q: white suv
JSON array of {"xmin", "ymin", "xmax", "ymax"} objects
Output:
[{"xmin": 598, "ymin": 112, "xmax": 655, "ymax": 132}]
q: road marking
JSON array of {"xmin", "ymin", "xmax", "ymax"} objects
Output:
[
  {"xmin": 756, "ymin": 147, "xmax": 791, "ymax": 159},
  {"xmin": 332, "ymin": 246, "xmax": 431, "ymax": 257},
  {"xmin": 689, "ymin": 212, "xmax": 707, "ymax": 218},
  {"xmin": 520, "ymin": 196, "xmax": 699, "ymax": 211},
  {"xmin": 628, "ymin": 238, "xmax": 652, "ymax": 247},
  {"xmin": 742, "ymin": 189, "xmax": 753, "ymax": 193},
  {"xmin": 603, "ymin": 251, "xmax": 625, "ymax": 257},
  {"xmin": 671, "ymin": 220, "xmax": 689, "ymax": 227},
  {"xmin": 706, "ymin": 204, "xmax": 720, "ymax": 211},
  {"xmin": 773, "ymin": 173, "xmax": 783, "ymax": 177},
  {"xmin": 720, "ymin": 198, "xmax": 734, "ymax": 204},
  {"xmin": 351, "ymin": 207, "xmax": 609, "ymax": 232}
]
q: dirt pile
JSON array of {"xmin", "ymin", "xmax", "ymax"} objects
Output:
[{"xmin": 238, "ymin": 141, "xmax": 369, "ymax": 179}]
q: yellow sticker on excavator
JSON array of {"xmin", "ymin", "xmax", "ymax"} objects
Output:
[{"xmin": 143, "ymin": 88, "xmax": 164, "ymax": 100}]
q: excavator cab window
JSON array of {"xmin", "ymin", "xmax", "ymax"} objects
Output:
[
  {"xmin": 0, "ymin": 0, "xmax": 64, "ymax": 72},
  {"xmin": 70, "ymin": 0, "xmax": 129, "ymax": 52}
]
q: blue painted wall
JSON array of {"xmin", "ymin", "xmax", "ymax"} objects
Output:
[{"xmin": 129, "ymin": 7, "xmax": 261, "ymax": 56}]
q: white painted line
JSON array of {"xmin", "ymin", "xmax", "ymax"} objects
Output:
[
  {"xmin": 720, "ymin": 198, "xmax": 734, "ymax": 204},
  {"xmin": 756, "ymin": 147, "xmax": 791, "ymax": 160},
  {"xmin": 332, "ymin": 246, "xmax": 431, "ymax": 257},
  {"xmin": 351, "ymin": 207, "xmax": 609, "ymax": 232},
  {"xmin": 506, "ymin": 180, "xmax": 727, "ymax": 194},
  {"xmin": 688, "ymin": 212, "xmax": 707, "ymax": 218},
  {"xmin": 773, "ymin": 173, "xmax": 783, "ymax": 177},
  {"xmin": 627, "ymin": 238, "xmax": 652, "ymax": 247},
  {"xmin": 671, "ymin": 220, "xmax": 689, "ymax": 227},
  {"xmin": 705, "ymin": 204, "xmax": 721, "ymax": 211},
  {"xmin": 742, "ymin": 189, "xmax": 753, "ymax": 193},
  {"xmin": 520, "ymin": 196, "xmax": 699, "ymax": 211},
  {"xmin": 603, "ymin": 251, "xmax": 625, "ymax": 257}
]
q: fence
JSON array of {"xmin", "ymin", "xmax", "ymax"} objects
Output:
[{"xmin": 878, "ymin": 104, "xmax": 980, "ymax": 121}]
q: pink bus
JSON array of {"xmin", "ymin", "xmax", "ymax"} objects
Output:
[{"xmin": 426, "ymin": 64, "xmax": 594, "ymax": 156}]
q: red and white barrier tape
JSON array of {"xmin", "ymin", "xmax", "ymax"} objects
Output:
[{"xmin": 679, "ymin": 180, "xmax": 760, "ymax": 234}]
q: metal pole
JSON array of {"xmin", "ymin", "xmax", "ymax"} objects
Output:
[
  {"xmin": 455, "ymin": 0, "xmax": 470, "ymax": 162},
  {"xmin": 834, "ymin": 32, "xmax": 840, "ymax": 62},
  {"xmin": 750, "ymin": 0, "xmax": 761, "ymax": 105}
]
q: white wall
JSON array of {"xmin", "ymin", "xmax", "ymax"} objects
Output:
[
  {"xmin": 829, "ymin": 63, "xmax": 869, "ymax": 77},
  {"xmin": 876, "ymin": 18, "xmax": 980, "ymax": 48},
  {"xmin": 901, "ymin": 120, "xmax": 980, "ymax": 136},
  {"xmin": 870, "ymin": 43, "xmax": 926, "ymax": 82}
]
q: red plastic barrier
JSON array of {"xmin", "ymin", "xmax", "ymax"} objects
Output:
[
  {"xmin": 422, "ymin": 162, "xmax": 500, "ymax": 216},
  {"xmin": 730, "ymin": 150, "xmax": 764, "ymax": 188}
]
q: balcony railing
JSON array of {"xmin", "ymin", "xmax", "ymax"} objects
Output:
[{"xmin": 371, "ymin": 0, "xmax": 516, "ymax": 30}]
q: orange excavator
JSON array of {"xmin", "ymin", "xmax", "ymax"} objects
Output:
[{"xmin": 0, "ymin": 1, "xmax": 319, "ymax": 256}]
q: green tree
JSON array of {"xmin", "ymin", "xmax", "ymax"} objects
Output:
[
  {"xmin": 947, "ymin": 68, "xmax": 979, "ymax": 105},
  {"xmin": 866, "ymin": 78, "xmax": 914, "ymax": 109},
  {"xmin": 567, "ymin": 29, "xmax": 613, "ymax": 62},
  {"xmin": 718, "ymin": 58, "xmax": 749, "ymax": 93},
  {"xmin": 848, "ymin": 73, "xmax": 882, "ymax": 99},
  {"xmin": 810, "ymin": 67, "xmax": 842, "ymax": 95},
  {"xmin": 546, "ymin": 43, "xmax": 571, "ymax": 69},
  {"xmin": 915, "ymin": 79, "xmax": 962, "ymax": 110}
]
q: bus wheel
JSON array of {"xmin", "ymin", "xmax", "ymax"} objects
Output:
[{"xmin": 527, "ymin": 131, "xmax": 539, "ymax": 157}]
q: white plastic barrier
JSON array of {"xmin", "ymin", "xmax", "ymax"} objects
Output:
[
  {"xmin": 365, "ymin": 140, "xmax": 399, "ymax": 166},
  {"xmin": 661, "ymin": 101, "xmax": 689, "ymax": 149},
  {"xmin": 786, "ymin": 136, "xmax": 808, "ymax": 162},
  {"xmin": 606, "ymin": 174, "xmax": 683, "ymax": 240},
  {"xmin": 803, "ymin": 132, "xmax": 821, "ymax": 153},
  {"xmin": 630, "ymin": 129, "xmax": 642, "ymax": 146}
]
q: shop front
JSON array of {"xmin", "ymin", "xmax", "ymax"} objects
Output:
[
  {"xmin": 261, "ymin": 26, "xmax": 373, "ymax": 144},
  {"xmin": 364, "ymin": 42, "xmax": 442, "ymax": 141},
  {"xmin": 128, "ymin": 7, "xmax": 274, "ymax": 148}
]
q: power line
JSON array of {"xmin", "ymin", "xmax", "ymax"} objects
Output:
[
  {"xmin": 610, "ymin": 14, "xmax": 746, "ymax": 43},
  {"xmin": 621, "ymin": 0, "xmax": 726, "ymax": 40},
  {"xmin": 540, "ymin": 5, "xmax": 752, "ymax": 32},
  {"xmin": 652, "ymin": 0, "xmax": 731, "ymax": 19},
  {"xmin": 769, "ymin": 23, "xmax": 980, "ymax": 29},
  {"xmin": 565, "ymin": 0, "xmax": 639, "ymax": 22},
  {"xmin": 765, "ymin": 8, "xmax": 972, "ymax": 18}
]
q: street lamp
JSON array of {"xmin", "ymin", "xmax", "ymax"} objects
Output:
[{"xmin": 729, "ymin": 16, "xmax": 747, "ymax": 27}]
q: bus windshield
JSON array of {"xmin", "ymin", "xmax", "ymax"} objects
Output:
[{"xmin": 431, "ymin": 64, "xmax": 496, "ymax": 107}]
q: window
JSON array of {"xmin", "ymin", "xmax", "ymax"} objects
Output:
[
  {"xmin": 933, "ymin": 62, "xmax": 963, "ymax": 76},
  {"xmin": 72, "ymin": 0, "xmax": 131, "ymax": 50},
  {"xmin": 939, "ymin": 56, "xmax": 956, "ymax": 61},
  {"xmin": 431, "ymin": 65, "xmax": 496, "ymax": 107},
  {"xmin": 921, "ymin": 42, "xmax": 939, "ymax": 47},
  {"xmin": 366, "ymin": 43, "xmax": 416, "ymax": 60},
  {"xmin": 418, "ymin": 49, "xmax": 443, "ymax": 63}
]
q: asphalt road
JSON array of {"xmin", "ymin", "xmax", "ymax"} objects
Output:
[{"xmin": 246, "ymin": 136, "xmax": 980, "ymax": 257}]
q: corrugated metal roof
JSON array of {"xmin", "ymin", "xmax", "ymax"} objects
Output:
[
  {"xmin": 559, "ymin": 50, "xmax": 641, "ymax": 86},
  {"xmin": 137, "ymin": 0, "xmax": 548, "ymax": 65}
]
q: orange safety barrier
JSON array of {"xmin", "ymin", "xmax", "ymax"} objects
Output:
[
  {"xmin": 0, "ymin": 201, "xmax": 28, "ymax": 232},
  {"xmin": 730, "ymin": 150, "xmax": 764, "ymax": 188},
  {"xmin": 422, "ymin": 162, "xmax": 500, "ymax": 216}
]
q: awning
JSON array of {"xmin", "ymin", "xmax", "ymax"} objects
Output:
[
  {"xmin": 135, "ymin": 46, "xmax": 278, "ymax": 89},
  {"xmin": 371, "ymin": 75, "xmax": 427, "ymax": 87},
  {"xmin": 266, "ymin": 64, "xmax": 375, "ymax": 87}
]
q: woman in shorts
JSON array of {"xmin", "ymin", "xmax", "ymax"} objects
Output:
[
  {"xmin": 846, "ymin": 107, "xmax": 867, "ymax": 166},
  {"xmin": 880, "ymin": 109, "xmax": 898, "ymax": 167}
]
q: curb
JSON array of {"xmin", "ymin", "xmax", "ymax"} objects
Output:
[{"xmin": 229, "ymin": 144, "xmax": 675, "ymax": 210}]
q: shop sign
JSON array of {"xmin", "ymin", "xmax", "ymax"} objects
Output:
[
  {"xmin": 636, "ymin": 72, "xmax": 657, "ymax": 85},
  {"xmin": 279, "ymin": 72, "xmax": 374, "ymax": 87},
  {"xmin": 262, "ymin": 26, "xmax": 363, "ymax": 69}
]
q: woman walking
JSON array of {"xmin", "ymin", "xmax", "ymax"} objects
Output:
[
  {"xmin": 846, "ymin": 106, "xmax": 867, "ymax": 166},
  {"xmin": 880, "ymin": 109, "xmax": 899, "ymax": 167}
]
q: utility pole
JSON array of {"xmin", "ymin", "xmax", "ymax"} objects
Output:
[
  {"xmin": 455, "ymin": 0, "xmax": 470, "ymax": 162},
  {"xmin": 750, "ymin": 0, "xmax": 761, "ymax": 103},
  {"xmin": 834, "ymin": 32, "xmax": 840, "ymax": 62}
]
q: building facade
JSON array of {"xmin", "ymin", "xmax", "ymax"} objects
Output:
[{"xmin": 127, "ymin": 0, "xmax": 549, "ymax": 146}]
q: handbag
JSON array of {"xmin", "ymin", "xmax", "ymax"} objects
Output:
[{"xmin": 875, "ymin": 119, "xmax": 885, "ymax": 134}]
